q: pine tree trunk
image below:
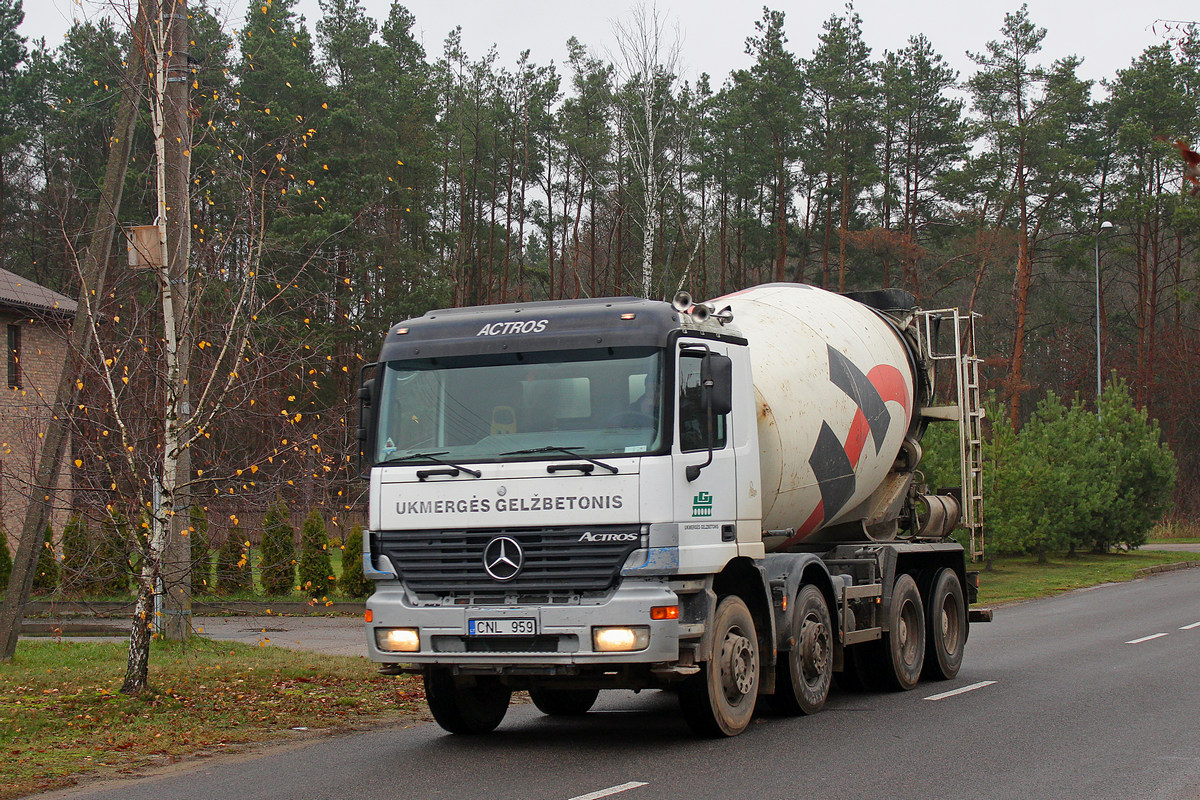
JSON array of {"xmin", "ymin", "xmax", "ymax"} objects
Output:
[
  {"xmin": 774, "ymin": 140, "xmax": 786, "ymax": 283},
  {"xmin": 1008, "ymin": 150, "xmax": 1032, "ymax": 426}
]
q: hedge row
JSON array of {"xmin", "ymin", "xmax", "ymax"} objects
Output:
[{"xmin": 0, "ymin": 504, "xmax": 370, "ymax": 600}]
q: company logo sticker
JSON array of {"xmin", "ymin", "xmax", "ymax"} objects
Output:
[{"xmin": 692, "ymin": 491, "xmax": 714, "ymax": 517}]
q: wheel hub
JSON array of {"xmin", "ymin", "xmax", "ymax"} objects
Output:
[
  {"xmin": 941, "ymin": 596, "xmax": 959, "ymax": 651},
  {"xmin": 898, "ymin": 601, "xmax": 920, "ymax": 663},
  {"xmin": 721, "ymin": 630, "xmax": 756, "ymax": 698},
  {"xmin": 800, "ymin": 618, "xmax": 830, "ymax": 681}
]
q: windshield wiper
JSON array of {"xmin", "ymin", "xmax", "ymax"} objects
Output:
[
  {"xmin": 380, "ymin": 450, "xmax": 481, "ymax": 478},
  {"xmin": 501, "ymin": 446, "xmax": 619, "ymax": 474}
]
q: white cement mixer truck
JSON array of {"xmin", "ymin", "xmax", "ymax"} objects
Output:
[{"xmin": 357, "ymin": 283, "xmax": 990, "ymax": 736}]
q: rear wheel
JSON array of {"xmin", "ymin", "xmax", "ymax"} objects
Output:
[
  {"xmin": 881, "ymin": 573, "xmax": 925, "ymax": 690},
  {"xmin": 679, "ymin": 596, "xmax": 759, "ymax": 737},
  {"xmin": 529, "ymin": 686, "xmax": 600, "ymax": 716},
  {"xmin": 423, "ymin": 668, "xmax": 511, "ymax": 734},
  {"xmin": 769, "ymin": 584, "xmax": 833, "ymax": 715},
  {"xmin": 923, "ymin": 568, "xmax": 966, "ymax": 680}
]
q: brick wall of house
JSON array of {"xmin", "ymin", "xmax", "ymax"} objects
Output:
[{"xmin": 0, "ymin": 310, "xmax": 73, "ymax": 554}]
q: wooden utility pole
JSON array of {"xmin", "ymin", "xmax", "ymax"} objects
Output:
[{"xmin": 0, "ymin": 11, "xmax": 148, "ymax": 661}]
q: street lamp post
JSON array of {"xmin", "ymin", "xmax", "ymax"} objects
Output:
[{"xmin": 1094, "ymin": 220, "xmax": 1115, "ymax": 416}]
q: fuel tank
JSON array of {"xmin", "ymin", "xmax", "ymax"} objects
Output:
[{"xmin": 712, "ymin": 284, "xmax": 925, "ymax": 544}]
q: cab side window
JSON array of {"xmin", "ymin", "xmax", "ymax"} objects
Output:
[{"xmin": 678, "ymin": 355, "xmax": 727, "ymax": 453}]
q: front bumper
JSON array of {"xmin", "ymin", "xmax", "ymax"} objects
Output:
[{"xmin": 365, "ymin": 580, "xmax": 684, "ymax": 666}]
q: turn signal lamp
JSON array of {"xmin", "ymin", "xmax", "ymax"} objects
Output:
[
  {"xmin": 376, "ymin": 627, "xmax": 420, "ymax": 652},
  {"xmin": 620, "ymin": 313, "xmax": 637, "ymax": 320},
  {"xmin": 650, "ymin": 605, "xmax": 679, "ymax": 620},
  {"xmin": 364, "ymin": 609, "xmax": 373, "ymax": 623},
  {"xmin": 592, "ymin": 626, "xmax": 650, "ymax": 652}
]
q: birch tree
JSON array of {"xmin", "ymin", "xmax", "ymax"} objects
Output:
[{"xmin": 610, "ymin": 2, "xmax": 680, "ymax": 298}]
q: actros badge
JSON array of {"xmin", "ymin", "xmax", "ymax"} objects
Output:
[{"xmin": 482, "ymin": 536, "xmax": 524, "ymax": 581}]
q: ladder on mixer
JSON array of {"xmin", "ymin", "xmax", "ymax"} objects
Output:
[{"xmin": 917, "ymin": 308, "xmax": 986, "ymax": 560}]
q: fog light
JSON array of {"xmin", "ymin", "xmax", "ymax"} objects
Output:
[
  {"xmin": 592, "ymin": 626, "xmax": 650, "ymax": 652},
  {"xmin": 650, "ymin": 605, "xmax": 679, "ymax": 620},
  {"xmin": 376, "ymin": 627, "xmax": 420, "ymax": 652}
]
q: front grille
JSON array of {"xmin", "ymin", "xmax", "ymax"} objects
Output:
[{"xmin": 378, "ymin": 525, "xmax": 642, "ymax": 594}]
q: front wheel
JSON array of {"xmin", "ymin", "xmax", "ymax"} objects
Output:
[
  {"xmin": 679, "ymin": 595, "xmax": 760, "ymax": 737},
  {"xmin": 768, "ymin": 584, "xmax": 833, "ymax": 715},
  {"xmin": 529, "ymin": 686, "xmax": 600, "ymax": 716},
  {"xmin": 423, "ymin": 668, "xmax": 511, "ymax": 734}
]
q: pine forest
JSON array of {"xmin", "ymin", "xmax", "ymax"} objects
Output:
[{"xmin": 1, "ymin": 0, "xmax": 1198, "ymax": 544}]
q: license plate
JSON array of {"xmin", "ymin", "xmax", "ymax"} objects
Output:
[{"xmin": 468, "ymin": 618, "xmax": 537, "ymax": 636}]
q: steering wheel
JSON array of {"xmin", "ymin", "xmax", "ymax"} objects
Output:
[{"xmin": 606, "ymin": 411, "xmax": 655, "ymax": 428}]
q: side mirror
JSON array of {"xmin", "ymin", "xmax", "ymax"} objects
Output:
[
  {"xmin": 687, "ymin": 353, "xmax": 733, "ymax": 482},
  {"xmin": 704, "ymin": 354, "xmax": 733, "ymax": 416},
  {"xmin": 357, "ymin": 366, "xmax": 379, "ymax": 476}
]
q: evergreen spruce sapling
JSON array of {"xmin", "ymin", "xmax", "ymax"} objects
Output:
[
  {"xmin": 979, "ymin": 397, "xmax": 1030, "ymax": 561},
  {"xmin": 32, "ymin": 525, "xmax": 60, "ymax": 595},
  {"xmin": 339, "ymin": 525, "xmax": 370, "ymax": 598},
  {"xmin": 189, "ymin": 505, "xmax": 211, "ymax": 595},
  {"xmin": 95, "ymin": 511, "xmax": 132, "ymax": 597},
  {"xmin": 987, "ymin": 394, "xmax": 1077, "ymax": 562},
  {"xmin": 259, "ymin": 501, "xmax": 296, "ymax": 596},
  {"xmin": 1090, "ymin": 379, "xmax": 1176, "ymax": 551},
  {"xmin": 297, "ymin": 511, "xmax": 333, "ymax": 599},
  {"xmin": 0, "ymin": 527, "xmax": 11, "ymax": 592},
  {"xmin": 216, "ymin": 526, "xmax": 252, "ymax": 595},
  {"xmin": 60, "ymin": 513, "xmax": 90, "ymax": 596}
]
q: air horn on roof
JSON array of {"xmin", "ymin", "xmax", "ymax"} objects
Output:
[{"xmin": 672, "ymin": 291, "xmax": 734, "ymax": 325}]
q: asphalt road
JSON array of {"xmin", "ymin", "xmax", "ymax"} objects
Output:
[{"xmin": 35, "ymin": 566, "xmax": 1200, "ymax": 800}]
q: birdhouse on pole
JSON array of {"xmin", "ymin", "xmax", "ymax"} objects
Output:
[{"xmin": 126, "ymin": 224, "xmax": 165, "ymax": 269}]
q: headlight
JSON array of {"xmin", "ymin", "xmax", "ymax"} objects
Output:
[
  {"xmin": 375, "ymin": 627, "xmax": 420, "ymax": 652},
  {"xmin": 592, "ymin": 626, "xmax": 650, "ymax": 652}
]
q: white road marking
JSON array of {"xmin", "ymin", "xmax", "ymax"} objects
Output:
[
  {"xmin": 567, "ymin": 782, "xmax": 649, "ymax": 800},
  {"xmin": 924, "ymin": 680, "xmax": 997, "ymax": 701},
  {"xmin": 1126, "ymin": 633, "xmax": 1169, "ymax": 644},
  {"xmin": 1180, "ymin": 621, "xmax": 1200, "ymax": 631}
]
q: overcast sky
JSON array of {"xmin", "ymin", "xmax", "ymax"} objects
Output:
[{"xmin": 17, "ymin": 0, "xmax": 1196, "ymax": 89}]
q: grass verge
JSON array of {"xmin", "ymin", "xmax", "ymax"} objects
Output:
[
  {"xmin": 0, "ymin": 638, "xmax": 424, "ymax": 799},
  {"xmin": 4, "ymin": 545, "xmax": 1197, "ymax": 797},
  {"xmin": 974, "ymin": 548, "xmax": 1200, "ymax": 605}
]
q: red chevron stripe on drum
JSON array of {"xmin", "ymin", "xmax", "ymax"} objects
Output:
[
  {"xmin": 867, "ymin": 364, "xmax": 911, "ymax": 424},
  {"xmin": 845, "ymin": 408, "xmax": 871, "ymax": 467},
  {"xmin": 798, "ymin": 499, "xmax": 825, "ymax": 536}
]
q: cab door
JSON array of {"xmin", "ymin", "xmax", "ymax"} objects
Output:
[{"xmin": 671, "ymin": 343, "xmax": 739, "ymax": 572}]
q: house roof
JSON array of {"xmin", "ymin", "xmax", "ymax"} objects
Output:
[{"xmin": 0, "ymin": 268, "xmax": 78, "ymax": 318}]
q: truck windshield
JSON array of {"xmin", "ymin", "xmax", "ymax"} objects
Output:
[{"xmin": 373, "ymin": 347, "xmax": 665, "ymax": 464}]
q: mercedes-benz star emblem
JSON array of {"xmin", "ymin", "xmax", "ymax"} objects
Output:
[{"xmin": 482, "ymin": 536, "xmax": 523, "ymax": 582}]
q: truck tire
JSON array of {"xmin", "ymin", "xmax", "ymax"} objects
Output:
[
  {"xmin": 923, "ymin": 568, "xmax": 966, "ymax": 681},
  {"xmin": 423, "ymin": 668, "xmax": 511, "ymax": 734},
  {"xmin": 679, "ymin": 596, "xmax": 760, "ymax": 737},
  {"xmin": 881, "ymin": 573, "xmax": 925, "ymax": 690},
  {"xmin": 529, "ymin": 686, "xmax": 600, "ymax": 716},
  {"xmin": 768, "ymin": 584, "xmax": 832, "ymax": 715}
]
